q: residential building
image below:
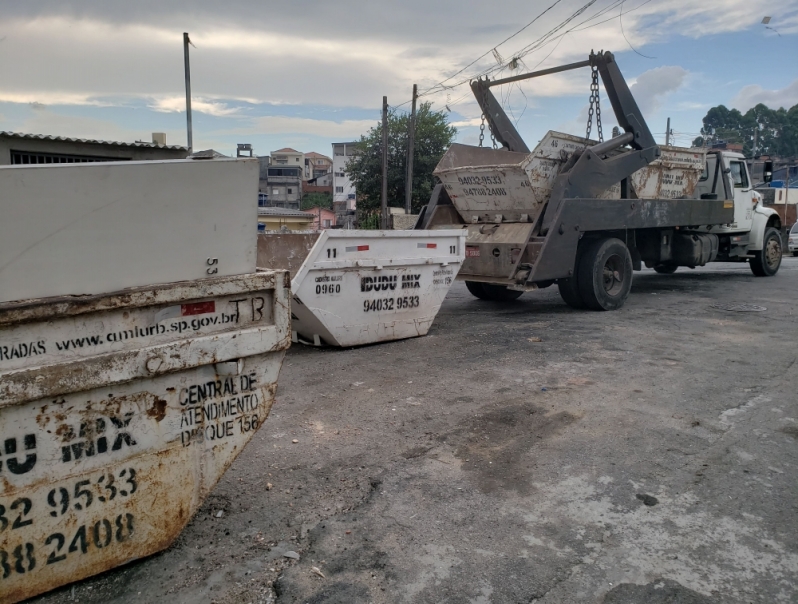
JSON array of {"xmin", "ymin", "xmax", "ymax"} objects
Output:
[
  {"xmin": 305, "ymin": 206, "xmax": 336, "ymax": 230},
  {"xmin": 332, "ymin": 142, "xmax": 358, "ymax": 228},
  {"xmin": 304, "ymin": 151, "xmax": 332, "ymax": 180},
  {"xmin": 0, "ymin": 131, "xmax": 189, "ymax": 164},
  {"xmin": 265, "ymin": 165, "xmax": 303, "ymax": 209},
  {"xmin": 271, "ymin": 147, "xmax": 304, "ymax": 167},
  {"xmin": 257, "ymin": 207, "xmax": 315, "ymax": 232}
]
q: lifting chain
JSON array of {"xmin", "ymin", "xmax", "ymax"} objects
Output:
[
  {"xmin": 478, "ymin": 81, "xmax": 498, "ymax": 149},
  {"xmin": 585, "ymin": 65, "xmax": 603, "ymax": 143}
]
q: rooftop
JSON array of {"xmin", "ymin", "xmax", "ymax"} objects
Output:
[
  {"xmin": 257, "ymin": 207, "xmax": 315, "ymax": 218},
  {"xmin": 305, "ymin": 152, "xmax": 332, "ymax": 160},
  {"xmin": 272, "ymin": 147, "xmax": 301, "ymax": 154},
  {"xmin": 0, "ymin": 131, "xmax": 187, "ymax": 151}
]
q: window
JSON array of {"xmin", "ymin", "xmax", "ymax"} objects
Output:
[
  {"xmin": 287, "ymin": 188, "xmax": 293, "ymax": 194},
  {"xmin": 336, "ymin": 186, "xmax": 344, "ymax": 193},
  {"xmin": 273, "ymin": 188, "xmax": 280, "ymax": 195},
  {"xmin": 335, "ymin": 171, "xmax": 345, "ymax": 177},
  {"xmin": 699, "ymin": 162, "xmax": 709, "ymax": 182},
  {"xmin": 296, "ymin": 157, "xmax": 300, "ymax": 162},
  {"xmin": 257, "ymin": 223, "xmax": 266, "ymax": 233},
  {"xmin": 323, "ymin": 219, "xmax": 332, "ymax": 228},
  {"xmin": 730, "ymin": 161, "xmax": 748, "ymax": 188}
]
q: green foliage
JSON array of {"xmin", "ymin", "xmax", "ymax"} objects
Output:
[
  {"xmin": 693, "ymin": 102, "xmax": 798, "ymax": 157},
  {"xmin": 344, "ymin": 102, "xmax": 457, "ymax": 226},
  {"xmin": 301, "ymin": 192, "xmax": 332, "ymax": 211}
]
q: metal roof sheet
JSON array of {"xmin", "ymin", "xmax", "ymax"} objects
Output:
[
  {"xmin": 0, "ymin": 131, "xmax": 188, "ymax": 151},
  {"xmin": 257, "ymin": 207, "xmax": 315, "ymax": 217}
]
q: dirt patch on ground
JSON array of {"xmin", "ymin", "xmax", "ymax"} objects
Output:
[{"xmin": 443, "ymin": 403, "xmax": 579, "ymax": 494}]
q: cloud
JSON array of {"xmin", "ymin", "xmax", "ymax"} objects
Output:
[
  {"xmin": 149, "ymin": 96, "xmax": 243, "ymax": 117},
  {"xmin": 731, "ymin": 79, "xmax": 798, "ymax": 111},
  {"xmin": 629, "ymin": 66, "xmax": 688, "ymax": 115},
  {"xmin": 240, "ymin": 116, "xmax": 376, "ymax": 138}
]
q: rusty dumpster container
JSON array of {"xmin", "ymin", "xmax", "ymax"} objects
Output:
[
  {"xmin": 433, "ymin": 133, "xmax": 707, "ymax": 224},
  {"xmin": 258, "ymin": 229, "xmax": 465, "ymax": 347},
  {"xmin": 0, "ymin": 271, "xmax": 290, "ymax": 603}
]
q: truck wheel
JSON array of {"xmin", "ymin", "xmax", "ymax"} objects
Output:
[
  {"xmin": 481, "ymin": 283, "xmax": 523, "ymax": 301},
  {"xmin": 465, "ymin": 281, "xmax": 490, "ymax": 300},
  {"xmin": 578, "ymin": 238, "xmax": 633, "ymax": 311},
  {"xmin": 557, "ymin": 242, "xmax": 587, "ymax": 309},
  {"xmin": 749, "ymin": 227, "xmax": 782, "ymax": 277},
  {"xmin": 653, "ymin": 264, "xmax": 678, "ymax": 274},
  {"xmin": 558, "ymin": 277, "xmax": 585, "ymax": 309}
]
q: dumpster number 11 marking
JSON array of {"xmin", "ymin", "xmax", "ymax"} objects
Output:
[{"xmin": 326, "ymin": 248, "xmax": 337, "ymax": 259}]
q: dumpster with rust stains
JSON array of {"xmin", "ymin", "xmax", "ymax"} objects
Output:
[
  {"xmin": 433, "ymin": 134, "xmax": 706, "ymax": 224},
  {"xmin": 0, "ymin": 271, "xmax": 290, "ymax": 603},
  {"xmin": 258, "ymin": 230, "xmax": 465, "ymax": 347}
]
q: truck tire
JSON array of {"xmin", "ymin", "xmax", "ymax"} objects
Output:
[
  {"xmin": 558, "ymin": 277, "xmax": 585, "ymax": 309},
  {"xmin": 465, "ymin": 280, "xmax": 490, "ymax": 300},
  {"xmin": 482, "ymin": 283, "xmax": 523, "ymax": 301},
  {"xmin": 465, "ymin": 281, "xmax": 523, "ymax": 301},
  {"xmin": 653, "ymin": 263, "xmax": 678, "ymax": 274},
  {"xmin": 578, "ymin": 238, "xmax": 634, "ymax": 311},
  {"xmin": 557, "ymin": 241, "xmax": 587, "ymax": 309},
  {"xmin": 749, "ymin": 227, "xmax": 782, "ymax": 277}
]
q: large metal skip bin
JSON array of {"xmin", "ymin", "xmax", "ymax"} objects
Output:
[
  {"xmin": 0, "ymin": 271, "xmax": 290, "ymax": 602},
  {"xmin": 258, "ymin": 230, "xmax": 465, "ymax": 347},
  {"xmin": 434, "ymin": 133, "xmax": 707, "ymax": 224}
]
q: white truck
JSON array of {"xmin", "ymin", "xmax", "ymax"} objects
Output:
[{"xmin": 416, "ymin": 51, "xmax": 783, "ymax": 310}]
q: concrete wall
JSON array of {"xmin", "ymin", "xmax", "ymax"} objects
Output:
[{"xmin": 0, "ymin": 135, "xmax": 188, "ymax": 165}]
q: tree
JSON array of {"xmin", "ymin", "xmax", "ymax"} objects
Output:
[
  {"xmin": 301, "ymin": 191, "xmax": 332, "ymax": 211},
  {"xmin": 344, "ymin": 102, "xmax": 457, "ymax": 225},
  {"xmin": 692, "ymin": 102, "xmax": 798, "ymax": 157}
]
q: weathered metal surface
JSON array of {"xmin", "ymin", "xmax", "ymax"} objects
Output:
[
  {"xmin": 256, "ymin": 232, "xmax": 320, "ymax": 276},
  {"xmin": 457, "ymin": 223, "xmax": 535, "ymax": 279},
  {"xmin": 0, "ymin": 272, "xmax": 290, "ymax": 602},
  {"xmin": 286, "ymin": 230, "xmax": 465, "ymax": 347},
  {"xmin": 434, "ymin": 135, "xmax": 707, "ymax": 227},
  {"xmin": 0, "ymin": 158, "xmax": 259, "ymax": 304},
  {"xmin": 0, "ymin": 272, "xmax": 291, "ymax": 405},
  {"xmin": 434, "ymin": 136, "xmax": 619, "ymax": 225},
  {"xmin": 630, "ymin": 145, "xmax": 706, "ymax": 199}
]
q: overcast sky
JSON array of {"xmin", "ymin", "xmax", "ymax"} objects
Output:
[{"xmin": 1, "ymin": 0, "xmax": 797, "ymax": 157}]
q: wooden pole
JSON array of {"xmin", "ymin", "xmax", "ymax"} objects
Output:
[
  {"xmin": 381, "ymin": 96, "xmax": 388, "ymax": 230},
  {"xmin": 405, "ymin": 84, "xmax": 417, "ymax": 215}
]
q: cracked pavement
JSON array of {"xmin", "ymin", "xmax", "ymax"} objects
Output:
[{"xmin": 32, "ymin": 258, "xmax": 798, "ymax": 604}]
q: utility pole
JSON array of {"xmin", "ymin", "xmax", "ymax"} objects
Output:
[
  {"xmin": 381, "ymin": 96, "xmax": 389, "ymax": 230},
  {"xmin": 183, "ymin": 33, "xmax": 193, "ymax": 153},
  {"xmin": 665, "ymin": 117, "xmax": 670, "ymax": 146},
  {"xmin": 752, "ymin": 127, "xmax": 758, "ymax": 157},
  {"xmin": 404, "ymin": 84, "xmax": 418, "ymax": 215}
]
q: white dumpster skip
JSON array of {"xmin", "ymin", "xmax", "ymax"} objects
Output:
[
  {"xmin": 434, "ymin": 135, "xmax": 706, "ymax": 224},
  {"xmin": 0, "ymin": 271, "xmax": 290, "ymax": 603},
  {"xmin": 258, "ymin": 230, "xmax": 465, "ymax": 347}
]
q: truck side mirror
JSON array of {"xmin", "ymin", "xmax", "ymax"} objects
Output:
[{"xmin": 763, "ymin": 160, "xmax": 773, "ymax": 183}]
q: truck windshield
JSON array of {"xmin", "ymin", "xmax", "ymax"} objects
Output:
[
  {"xmin": 791, "ymin": 223, "xmax": 798, "ymax": 234},
  {"xmin": 730, "ymin": 162, "xmax": 748, "ymax": 188}
]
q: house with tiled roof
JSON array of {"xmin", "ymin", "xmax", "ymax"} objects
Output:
[{"xmin": 303, "ymin": 151, "xmax": 333, "ymax": 181}]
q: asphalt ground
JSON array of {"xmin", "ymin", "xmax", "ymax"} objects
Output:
[{"xmin": 33, "ymin": 258, "xmax": 798, "ymax": 604}]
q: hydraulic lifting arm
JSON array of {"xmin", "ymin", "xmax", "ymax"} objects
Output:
[{"xmin": 471, "ymin": 51, "xmax": 661, "ymax": 232}]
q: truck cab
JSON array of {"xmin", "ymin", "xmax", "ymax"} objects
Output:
[{"xmin": 692, "ymin": 150, "xmax": 781, "ymax": 266}]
